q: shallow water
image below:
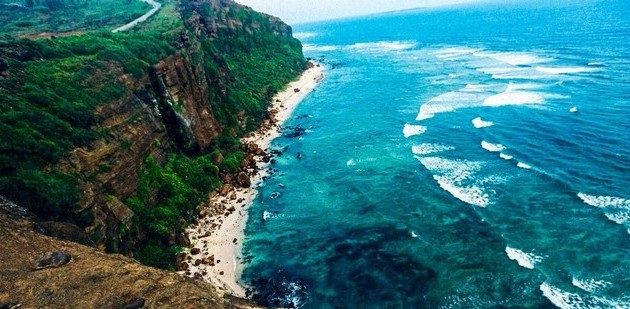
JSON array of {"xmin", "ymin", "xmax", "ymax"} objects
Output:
[{"xmin": 241, "ymin": 0, "xmax": 630, "ymax": 307}]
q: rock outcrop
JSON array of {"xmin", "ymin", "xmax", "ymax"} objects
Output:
[
  {"xmin": 48, "ymin": 0, "xmax": 302, "ymax": 254},
  {"xmin": 0, "ymin": 197, "xmax": 258, "ymax": 308}
]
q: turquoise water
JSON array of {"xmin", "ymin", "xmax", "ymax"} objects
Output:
[{"xmin": 241, "ymin": 0, "xmax": 630, "ymax": 307}]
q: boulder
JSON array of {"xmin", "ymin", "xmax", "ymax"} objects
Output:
[
  {"xmin": 213, "ymin": 152, "xmax": 224, "ymax": 165},
  {"xmin": 219, "ymin": 184, "xmax": 233, "ymax": 196},
  {"xmin": 36, "ymin": 221, "xmax": 95, "ymax": 247},
  {"xmin": 190, "ymin": 248, "xmax": 201, "ymax": 255},
  {"xmin": 123, "ymin": 298, "xmax": 145, "ymax": 309},
  {"xmin": 176, "ymin": 233, "xmax": 191, "ymax": 247},
  {"xmin": 36, "ymin": 251, "xmax": 72, "ymax": 269},
  {"xmin": 236, "ymin": 172, "xmax": 251, "ymax": 188}
]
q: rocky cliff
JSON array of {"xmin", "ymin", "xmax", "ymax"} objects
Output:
[
  {"xmin": 0, "ymin": 0, "xmax": 306, "ymax": 266},
  {"xmin": 0, "ymin": 196, "xmax": 259, "ymax": 308}
]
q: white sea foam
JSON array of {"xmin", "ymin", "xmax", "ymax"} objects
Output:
[
  {"xmin": 418, "ymin": 157, "xmax": 489, "ymax": 207},
  {"xmin": 587, "ymin": 62, "xmax": 605, "ymax": 67},
  {"xmin": 481, "ymin": 141, "xmax": 505, "ymax": 152},
  {"xmin": 477, "ymin": 66, "xmax": 551, "ymax": 80},
  {"xmin": 536, "ymin": 66, "xmax": 601, "ymax": 74},
  {"xmin": 347, "ymin": 41, "xmax": 416, "ymax": 53},
  {"xmin": 483, "ymin": 88, "xmax": 545, "ymax": 107},
  {"xmin": 499, "ymin": 153, "xmax": 513, "ymax": 160},
  {"xmin": 578, "ymin": 193, "xmax": 630, "ymax": 225},
  {"xmin": 293, "ymin": 32, "xmax": 318, "ymax": 39},
  {"xmin": 474, "ymin": 51, "xmax": 553, "ymax": 66},
  {"xmin": 604, "ymin": 212, "xmax": 630, "ymax": 225},
  {"xmin": 570, "ymin": 107, "xmax": 579, "ymax": 113},
  {"xmin": 431, "ymin": 47, "xmax": 479, "ymax": 60},
  {"xmin": 577, "ymin": 193, "xmax": 630, "ymax": 209},
  {"xmin": 541, "ymin": 282, "xmax": 630, "ymax": 309},
  {"xmin": 417, "ymin": 91, "xmax": 489, "ymax": 120},
  {"xmin": 517, "ymin": 162, "xmax": 532, "ymax": 169},
  {"xmin": 505, "ymin": 247, "xmax": 543, "ymax": 269},
  {"xmin": 302, "ymin": 44, "xmax": 340, "ymax": 52},
  {"xmin": 572, "ymin": 277, "xmax": 612, "ymax": 293},
  {"xmin": 411, "ymin": 143, "xmax": 454, "ymax": 155},
  {"xmin": 403, "ymin": 124, "xmax": 427, "ymax": 138},
  {"xmin": 472, "ymin": 117, "xmax": 494, "ymax": 128},
  {"xmin": 411, "ymin": 231, "xmax": 419, "ymax": 238},
  {"xmin": 541, "ymin": 282, "xmax": 581, "ymax": 309},
  {"xmin": 462, "ymin": 84, "xmax": 498, "ymax": 92},
  {"xmin": 506, "ymin": 82, "xmax": 548, "ymax": 91},
  {"xmin": 434, "ymin": 176, "xmax": 490, "ymax": 208}
]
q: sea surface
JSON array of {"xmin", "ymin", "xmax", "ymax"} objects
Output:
[{"xmin": 240, "ymin": 0, "xmax": 630, "ymax": 307}]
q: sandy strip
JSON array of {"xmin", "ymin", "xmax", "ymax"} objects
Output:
[{"xmin": 179, "ymin": 62, "xmax": 325, "ymax": 297}]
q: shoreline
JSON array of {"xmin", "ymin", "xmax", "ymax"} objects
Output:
[{"xmin": 178, "ymin": 61, "xmax": 325, "ymax": 297}]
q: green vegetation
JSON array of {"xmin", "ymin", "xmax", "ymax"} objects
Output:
[
  {"xmin": 125, "ymin": 154, "xmax": 221, "ymax": 268},
  {"xmin": 191, "ymin": 1, "xmax": 307, "ymax": 132},
  {"xmin": 0, "ymin": 0, "xmax": 306, "ymax": 269},
  {"xmin": 0, "ymin": 31, "xmax": 175, "ymax": 218},
  {"xmin": 0, "ymin": 0, "xmax": 151, "ymax": 36}
]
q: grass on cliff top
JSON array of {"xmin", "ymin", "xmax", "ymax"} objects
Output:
[
  {"xmin": 0, "ymin": 0, "xmax": 151, "ymax": 36},
  {"xmin": 1, "ymin": 0, "xmax": 307, "ymax": 270},
  {"xmin": 0, "ymin": 31, "xmax": 175, "ymax": 218}
]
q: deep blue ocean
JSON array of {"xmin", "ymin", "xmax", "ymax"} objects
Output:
[{"xmin": 240, "ymin": 0, "xmax": 630, "ymax": 307}]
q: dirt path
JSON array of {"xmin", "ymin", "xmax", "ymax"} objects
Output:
[{"xmin": 112, "ymin": 0, "xmax": 161, "ymax": 33}]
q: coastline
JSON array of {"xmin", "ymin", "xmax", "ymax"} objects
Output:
[{"xmin": 179, "ymin": 61, "xmax": 325, "ymax": 297}]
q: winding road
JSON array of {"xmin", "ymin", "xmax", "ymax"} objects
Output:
[{"xmin": 112, "ymin": 0, "xmax": 161, "ymax": 33}]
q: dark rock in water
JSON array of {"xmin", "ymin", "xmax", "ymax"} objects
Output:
[
  {"xmin": 296, "ymin": 152, "xmax": 303, "ymax": 160},
  {"xmin": 248, "ymin": 275, "xmax": 310, "ymax": 309},
  {"xmin": 0, "ymin": 301, "xmax": 21, "ymax": 309},
  {"xmin": 330, "ymin": 62, "xmax": 343, "ymax": 69},
  {"xmin": 270, "ymin": 192, "xmax": 280, "ymax": 199},
  {"xmin": 35, "ymin": 251, "xmax": 71, "ymax": 269},
  {"xmin": 123, "ymin": 298, "xmax": 145, "ymax": 309},
  {"xmin": 284, "ymin": 125, "xmax": 306, "ymax": 138}
]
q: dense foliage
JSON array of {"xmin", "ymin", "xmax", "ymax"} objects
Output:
[
  {"xmin": 125, "ymin": 154, "xmax": 221, "ymax": 268},
  {"xmin": 0, "ymin": 0, "xmax": 150, "ymax": 35},
  {"xmin": 0, "ymin": 0, "xmax": 306, "ymax": 269},
  {"xmin": 182, "ymin": 0, "xmax": 307, "ymax": 132},
  {"xmin": 0, "ymin": 32, "xmax": 175, "ymax": 218}
]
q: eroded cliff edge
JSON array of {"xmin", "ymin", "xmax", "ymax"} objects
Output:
[
  {"xmin": 0, "ymin": 0, "xmax": 306, "ymax": 268},
  {"xmin": 0, "ymin": 197, "xmax": 258, "ymax": 308}
]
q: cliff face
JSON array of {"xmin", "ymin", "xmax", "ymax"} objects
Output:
[
  {"xmin": 4, "ymin": 0, "xmax": 306, "ymax": 258},
  {"xmin": 0, "ymin": 196, "xmax": 258, "ymax": 308},
  {"xmin": 55, "ymin": 47, "xmax": 225, "ymax": 251}
]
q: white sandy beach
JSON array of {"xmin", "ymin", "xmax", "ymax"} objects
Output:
[{"xmin": 179, "ymin": 62, "xmax": 325, "ymax": 297}]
